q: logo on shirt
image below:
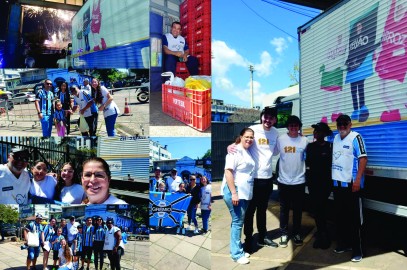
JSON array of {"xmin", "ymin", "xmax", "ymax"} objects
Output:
[
  {"xmin": 333, "ymin": 151, "xmax": 342, "ymax": 160},
  {"xmin": 343, "ymin": 145, "xmax": 350, "ymax": 149}
]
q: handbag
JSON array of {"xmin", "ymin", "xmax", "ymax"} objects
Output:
[
  {"xmin": 27, "ymin": 224, "xmax": 39, "ymax": 247},
  {"xmin": 79, "ymin": 115, "xmax": 89, "ymax": 133}
]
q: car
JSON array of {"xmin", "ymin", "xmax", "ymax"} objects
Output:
[
  {"xmin": 10, "ymin": 92, "xmax": 36, "ymax": 104},
  {"xmin": 0, "ymin": 98, "xmax": 13, "ymax": 111},
  {"xmin": 1, "ymin": 223, "xmax": 17, "ymax": 236}
]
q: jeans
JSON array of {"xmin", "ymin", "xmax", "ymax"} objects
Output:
[
  {"xmin": 201, "ymin": 209, "xmax": 211, "ymax": 231},
  {"xmin": 187, "ymin": 204, "xmax": 198, "ymax": 227},
  {"xmin": 223, "ymin": 185, "xmax": 248, "ymax": 261},
  {"xmin": 278, "ymin": 182, "xmax": 305, "ymax": 236},
  {"xmin": 93, "ymin": 241, "xmax": 104, "ymax": 269},
  {"xmin": 40, "ymin": 114, "xmax": 53, "ymax": 137},
  {"xmin": 27, "ymin": 246, "xmax": 40, "ymax": 260},
  {"xmin": 105, "ymin": 113, "xmax": 118, "ymax": 136},
  {"xmin": 106, "ymin": 247, "xmax": 123, "ymax": 270}
]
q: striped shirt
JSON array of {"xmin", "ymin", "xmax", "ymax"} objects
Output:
[
  {"xmin": 83, "ymin": 225, "xmax": 94, "ymax": 247},
  {"xmin": 43, "ymin": 224, "xmax": 55, "ymax": 242},
  {"xmin": 36, "ymin": 89, "xmax": 54, "ymax": 116},
  {"xmin": 51, "ymin": 234, "xmax": 65, "ymax": 251},
  {"xmin": 74, "ymin": 232, "xmax": 83, "ymax": 252},
  {"xmin": 26, "ymin": 222, "xmax": 43, "ymax": 240},
  {"xmin": 61, "ymin": 226, "xmax": 68, "ymax": 240},
  {"xmin": 54, "ymin": 109, "xmax": 65, "ymax": 121},
  {"xmin": 94, "ymin": 225, "xmax": 106, "ymax": 241}
]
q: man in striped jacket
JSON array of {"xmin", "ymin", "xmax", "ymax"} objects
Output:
[
  {"xmin": 80, "ymin": 217, "xmax": 95, "ymax": 270},
  {"xmin": 41, "ymin": 217, "xmax": 56, "ymax": 270}
]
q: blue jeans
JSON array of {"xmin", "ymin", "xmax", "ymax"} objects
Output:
[
  {"xmin": 223, "ymin": 185, "xmax": 248, "ymax": 261},
  {"xmin": 40, "ymin": 114, "xmax": 53, "ymax": 137},
  {"xmin": 105, "ymin": 113, "xmax": 118, "ymax": 136},
  {"xmin": 187, "ymin": 204, "xmax": 198, "ymax": 227},
  {"xmin": 201, "ymin": 209, "xmax": 211, "ymax": 231},
  {"xmin": 27, "ymin": 246, "xmax": 40, "ymax": 260}
]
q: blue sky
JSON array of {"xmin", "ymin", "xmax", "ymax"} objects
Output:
[
  {"xmin": 151, "ymin": 137, "xmax": 211, "ymax": 160},
  {"xmin": 212, "ymin": 0, "xmax": 320, "ymax": 108}
]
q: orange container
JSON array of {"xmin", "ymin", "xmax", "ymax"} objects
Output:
[{"xmin": 162, "ymin": 84, "xmax": 211, "ymax": 131}]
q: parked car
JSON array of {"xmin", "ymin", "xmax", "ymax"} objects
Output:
[
  {"xmin": 0, "ymin": 98, "xmax": 13, "ymax": 111},
  {"xmin": 10, "ymin": 92, "xmax": 36, "ymax": 104},
  {"xmin": 1, "ymin": 223, "xmax": 17, "ymax": 236}
]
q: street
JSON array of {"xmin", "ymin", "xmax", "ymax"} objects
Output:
[
  {"xmin": 0, "ymin": 88, "xmax": 149, "ymax": 136},
  {"xmin": 0, "ymin": 236, "xmax": 149, "ymax": 270}
]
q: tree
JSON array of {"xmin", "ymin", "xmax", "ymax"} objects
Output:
[
  {"xmin": 202, "ymin": 149, "xmax": 211, "ymax": 159},
  {"xmin": 289, "ymin": 61, "xmax": 299, "ymax": 86},
  {"xmin": 0, "ymin": 205, "xmax": 19, "ymax": 224}
]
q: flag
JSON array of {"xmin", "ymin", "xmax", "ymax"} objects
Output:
[{"xmin": 149, "ymin": 192, "xmax": 191, "ymax": 227}]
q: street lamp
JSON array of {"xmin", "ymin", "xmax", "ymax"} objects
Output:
[{"xmin": 249, "ymin": 65, "xmax": 255, "ymax": 108}]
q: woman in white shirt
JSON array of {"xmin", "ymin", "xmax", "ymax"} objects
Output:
[
  {"xmin": 221, "ymin": 128, "xmax": 255, "ymax": 265},
  {"xmin": 92, "ymin": 78, "xmax": 120, "ymax": 136},
  {"xmin": 29, "ymin": 161, "xmax": 57, "ymax": 203},
  {"xmin": 54, "ymin": 162, "xmax": 86, "ymax": 205},
  {"xmin": 200, "ymin": 176, "xmax": 212, "ymax": 234}
]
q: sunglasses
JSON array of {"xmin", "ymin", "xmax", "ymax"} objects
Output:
[
  {"xmin": 45, "ymin": 83, "xmax": 52, "ymax": 85},
  {"xmin": 12, "ymin": 155, "xmax": 29, "ymax": 162}
]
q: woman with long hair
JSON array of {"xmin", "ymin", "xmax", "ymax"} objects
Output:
[
  {"xmin": 200, "ymin": 176, "xmax": 212, "ymax": 234},
  {"xmin": 58, "ymin": 238, "xmax": 73, "ymax": 269},
  {"xmin": 92, "ymin": 78, "xmax": 120, "ymax": 136},
  {"xmin": 54, "ymin": 162, "xmax": 86, "ymax": 204}
]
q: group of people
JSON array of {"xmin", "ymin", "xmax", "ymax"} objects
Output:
[
  {"xmin": 24, "ymin": 214, "xmax": 126, "ymax": 270},
  {"xmin": 0, "ymin": 147, "xmax": 127, "ymax": 205},
  {"xmin": 222, "ymin": 107, "xmax": 367, "ymax": 265},
  {"xmin": 150, "ymin": 167, "xmax": 212, "ymax": 235},
  {"xmin": 34, "ymin": 77, "xmax": 120, "ymax": 137}
]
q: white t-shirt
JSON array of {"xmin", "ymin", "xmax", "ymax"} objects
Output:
[
  {"xmin": 167, "ymin": 175, "xmax": 183, "ymax": 193},
  {"xmin": 164, "ymin": 33, "xmax": 187, "ymax": 53},
  {"xmin": 30, "ymin": 175, "xmax": 57, "ymax": 199},
  {"xmin": 200, "ymin": 184, "xmax": 212, "ymax": 210},
  {"xmin": 103, "ymin": 226, "xmax": 125, "ymax": 251},
  {"xmin": 100, "ymin": 87, "xmax": 120, "ymax": 118},
  {"xmin": 221, "ymin": 144, "xmax": 255, "ymax": 200},
  {"xmin": 0, "ymin": 165, "xmax": 30, "ymax": 205},
  {"xmin": 67, "ymin": 222, "xmax": 79, "ymax": 242},
  {"xmin": 61, "ymin": 184, "xmax": 86, "ymax": 204},
  {"xmin": 249, "ymin": 124, "xmax": 279, "ymax": 179},
  {"xmin": 102, "ymin": 194, "xmax": 127, "ymax": 204},
  {"xmin": 73, "ymin": 90, "xmax": 93, "ymax": 117},
  {"xmin": 275, "ymin": 133, "xmax": 308, "ymax": 185}
]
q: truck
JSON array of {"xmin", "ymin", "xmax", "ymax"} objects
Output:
[
  {"xmin": 296, "ymin": 0, "xmax": 407, "ymax": 217},
  {"xmin": 70, "ymin": 0, "xmax": 149, "ymax": 69}
]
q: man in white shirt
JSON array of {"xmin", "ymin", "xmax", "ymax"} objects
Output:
[
  {"xmin": 166, "ymin": 168, "xmax": 183, "ymax": 193},
  {"xmin": 0, "ymin": 147, "xmax": 31, "ymax": 205},
  {"xmin": 162, "ymin": 21, "xmax": 199, "ymax": 76},
  {"xmin": 66, "ymin": 216, "xmax": 79, "ymax": 247}
]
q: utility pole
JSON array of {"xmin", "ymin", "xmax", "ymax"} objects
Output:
[{"xmin": 249, "ymin": 65, "xmax": 255, "ymax": 108}]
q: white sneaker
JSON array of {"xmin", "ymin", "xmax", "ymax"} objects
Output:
[
  {"xmin": 186, "ymin": 225, "xmax": 191, "ymax": 231},
  {"xmin": 235, "ymin": 256, "xmax": 250, "ymax": 264},
  {"xmin": 245, "ymin": 252, "xmax": 250, "ymax": 258},
  {"xmin": 182, "ymin": 228, "xmax": 186, "ymax": 235},
  {"xmin": 194, "ymin": 228, "xmax": 199, "ymax": 234},
  {"xmin": 176, "ymin": 227, "xmax": 180, "ymax": 234}
]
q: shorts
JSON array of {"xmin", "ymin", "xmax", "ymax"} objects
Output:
[
  {"xmin": 27, "ymin": 246, "xmax": 40, "ymax": 260},
  {"xmin": 75, "ymin": 250, "xmax": 83, "ymax": 257},
  {"xmin": 81, "ymin": 246, "xmax": 92, "ymax": 260},
  {"xmin": 53, "ymin": 250, "xmax": 59, "ymax": 261}
]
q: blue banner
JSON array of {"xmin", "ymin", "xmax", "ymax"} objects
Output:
[{"xmin": 149, "ymin": 192, "xmax": 191, "ymax": 227}]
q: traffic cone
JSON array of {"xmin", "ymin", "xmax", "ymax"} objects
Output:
[{"xmin": 122, "ymin": 98, "xmax": 133, "ymax": 116}]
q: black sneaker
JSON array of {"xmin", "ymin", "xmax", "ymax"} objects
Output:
[
  {"xmin": 257, "ymin": 237, "xmax": 278, "ymax": 248},
  {"xmin": 333, "ymin": 246, "xmax": 352, "ymax": 254},
  {"xmin": 279, "ymin": 235, "xmax": 288, "ymax": 248},
  {"xmin": 293, "ymin": 234, "xmax": 303, "ymax": 246}
]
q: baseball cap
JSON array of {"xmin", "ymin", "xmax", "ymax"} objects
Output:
[
  {"xmin": 171, "ymin": 168, "xmax": 177, "ymax": 171},
  {"xmin": 336, "ymin": 114, "xmax": 351, "ymax": 123},
  {"xmin": 155, "ymin": 167, "xmax": 161, "ymax": 171},
  {"xmin": 11, "ymin": 146, "xmax": 30, "ymax": 156},
  {"xmin": 311, "ymin": 122, "xmax": 333, "ymax": 135},
  {"xmin": 106, "ymin": 218, "xmax": 114, "ymax": 224},
  {"xmin": 36, "ymin": 214, "xmax": 43, "ymax": 219}
]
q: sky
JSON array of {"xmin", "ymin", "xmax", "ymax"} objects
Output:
[
  {"xmin": 212, "ymin": 0, "xmax": 320, "ymax": 108},
  {"xmin": 151, "ymin": 137, "xmax": 211, "ymax": 160}
]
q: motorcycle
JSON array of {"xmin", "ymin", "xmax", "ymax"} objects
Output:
[{"xmin": 135, "ymin": 78, "xmax": 149, "ymax": 103}]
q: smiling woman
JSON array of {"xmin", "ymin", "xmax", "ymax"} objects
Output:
[{"xmin": 81, "ymin": 157, "xmax": 127, "ymax": 204}]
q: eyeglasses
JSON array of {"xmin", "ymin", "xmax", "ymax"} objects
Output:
[
  {"xmin": 337, "ymin": 122, "xmax": 349, "ymax": 127},
  {"xmin": 45, "ymin": 83, "xmax": 52, "ymax": 85},
  {"xmin": 82, "ymin": 171, "xmax": 107, "ymax": 180},
  {"xmin": 12, "ymin": 155, "xmax": 29, "ymax": 162}
]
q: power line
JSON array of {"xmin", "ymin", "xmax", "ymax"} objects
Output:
[
  {"xmin": 272, "ymin": 0, "xmax": 320, "ymax": 15},
  {"xmin": 261, "ymin": 0, "xmax": 317, "ymax": 18},
  {"xmin": 239, "ymin": 0, "xmax": 297, "ymax": 39}
]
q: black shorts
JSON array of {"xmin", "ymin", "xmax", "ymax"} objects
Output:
[
  {"xmin": 74, "ymin": 250, "xmax": 83, "ymax": 257},
  {"xmin": 53, "ymin": 250, "xmax": 59, "ymax": 261},
  {"xmin": 81, "ymin": 246, "xmax": 92, "ymax": 260}
]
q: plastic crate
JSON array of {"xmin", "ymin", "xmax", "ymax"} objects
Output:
[
  {"xmin": 176, "ymin": 62, "xmax": 190, "ymax": 80},
  {"xmin": 195, "ymin": 13, "xmax": 211, "ymax": 30},
  {"xmin": 195, "ymin": 27, "xmax": 211, "ymax": 43},
  {"xmin": 162, "ymin": 84, "xmax": 211, "ymax": 131},
  {"xmin": 195, "ymin": 0, "xmax": 211, "ymax": 19}
]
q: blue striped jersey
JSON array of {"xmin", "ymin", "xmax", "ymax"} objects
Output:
[
  {"xmin": 94, "ymin": 225, "xmax": 106, "ymax": 241},
  {"xmin": 51, "ymin": 234, "xmax": 65, "ymax": 251},
  {"xmin": 54, "ymin": 109, "xmax": 65, "ymax": 121},
  {"xmin": 26, "ymin": 222, "xmax": 43, "ymax": 239},
  {"xmin": 74, "ymin": 232, "xmax": 83, "ymax": 252},
  {"xmin": 36, "ymin": 89, "xmax": 54, "ymax": 116},
  {"xmin": 83, "ymin": 225, "xmax": 94, "ymax": 247},
  {"xmin": 82, "ymin": 90, "xmax": 98, "ymax": 113},
  {"xmin": 43, "ymin": 224, "xmax": 55, "ymax": 242},
  {"xmin": 62, "ymin": 226, "xmax": 68, "ymax": 240}
]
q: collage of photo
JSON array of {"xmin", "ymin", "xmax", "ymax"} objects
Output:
[{"xmin": 2, "ymin": 0, "xmax": 407, "ymax": 270}]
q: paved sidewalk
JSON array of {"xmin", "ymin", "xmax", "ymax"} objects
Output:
[
  {"xmin": 211, "ymin": 181, "xmax": 407, "ymax": 270},
  {"xmin": 149, "ymin": 212, "xmax": 211, "ymax": 270}
]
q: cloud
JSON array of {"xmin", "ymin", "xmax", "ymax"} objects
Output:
[
  {"xmin": 270, "ymin": 37, "xmax": 292, "ymax": 55},
  {"xmin": 212, "ymin": 40, "xmax": 247, "ymax": 78},
  {"xmin": 254, "ymin": 51, "xmax": 273, "ymax": 77}
]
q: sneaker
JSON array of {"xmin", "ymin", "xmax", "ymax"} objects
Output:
[
  {"xmin": 351, "ymin": 109, "xmax": 359, "ymax": 121},
  {"xmin": 176, "ymin": 227, "xmax": 181, "ymax": 234},
  {"xmin": 359, "ymin": 105, "xmax": 369, "ymax": 122},
  {"xmin": 257, "ymin": 237, "xmax": 278, "ymax": 248},
  {"xmin": 333, "ymin": 246, "xmax": 352, "ymax": 254},
  {"xmin": 79, "ymin": 267, "xmax": 84, "ymax": 270},
  {"xmin": 279, "ymin": 235, "xmax": 288, "ymax": 248},
  {"xmin": 182, "ymin": 228, "xmax": 186, "ymax": 235},
  {"xmin": 194, "ymin": 228, "xmax": 199, "ymax": 234},
  {"xmin": 245, "ymin": 252, "xmax": 250, "ymax": 258},
  {"xmin": 293, "ymin": 234, "xmax": 303, "ymax": 246},
  {"xmin": 235, "ymin": 256, "xmax": 250, "ymax": 264},
  {"xmin": 351, "ymin": 255, "xmax": 362, "ymax": 262}
]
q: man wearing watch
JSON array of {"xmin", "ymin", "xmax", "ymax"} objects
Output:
[
  {"xmin": 35, "ymin": 79, "xmax": 55, "ymax": 137},
  {"xmin": 103, "ymin": 218, "xmax": 124, "ymax": 270}
]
